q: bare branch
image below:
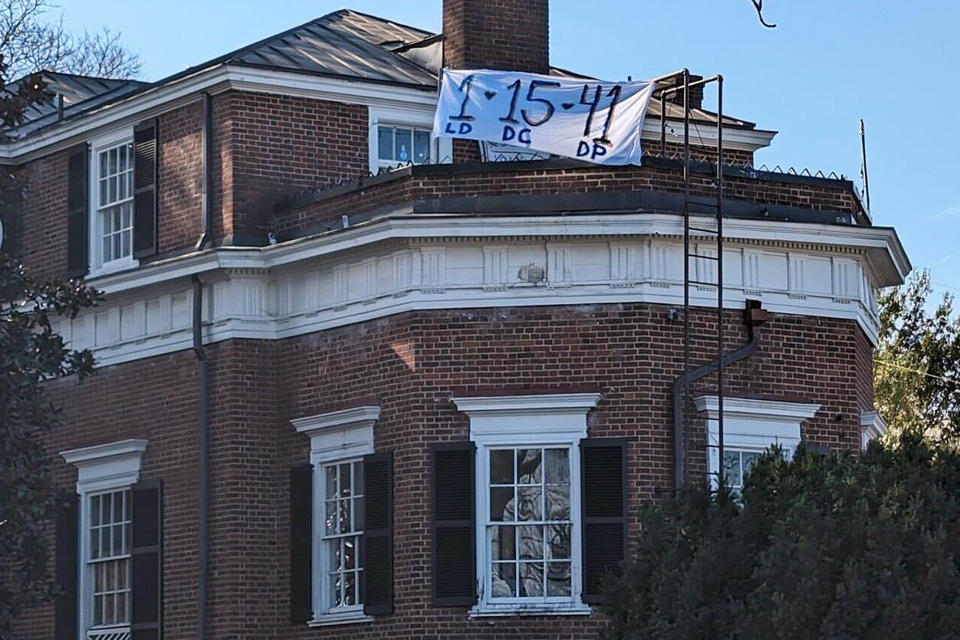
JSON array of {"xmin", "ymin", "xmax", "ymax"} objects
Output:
[{"xmin": 748, "ymin": 0, "xmax": 777, "ymax": 28}]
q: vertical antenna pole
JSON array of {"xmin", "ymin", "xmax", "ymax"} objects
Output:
[
  {"xmin": 681, "ymin": 69, "xmax": 691, "ymax": 486},
  {"xmin": 859, "ymin": 119, "xmax": 871, "ymax": 215},
  {"xmin": 716, "ymin": 76, "xmax": 725, "ymax": 484}
]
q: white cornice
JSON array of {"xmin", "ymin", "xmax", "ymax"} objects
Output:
[
  {"xmin": 292, "ymin": 405, "xmax": 381, "ymax": 435},
  {"xmin": 293, "ymin": 406, "xmax": 380, "ymax": 463},
  {"xmin": 452, "ymin": 393, "xmax": 602, "ymax": 416},
  {"xmin": 85, "ymin": 213, "xmax": 909, "ymax": 299},
  {"xmin": 61, "ymin": 438, "xmax": 148, "ymax": 493},
  {"xmin": 694, "ymin": 396, "xmax": 821, "ymax": 421}
]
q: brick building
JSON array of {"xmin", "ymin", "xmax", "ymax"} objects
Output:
[{"xmin": 5, "ymin": 1, "xmax": 908, "ymax": 639}]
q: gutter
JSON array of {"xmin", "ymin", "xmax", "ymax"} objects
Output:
[
  {"xmin": 191, "ymin": 275, "xmax": 210, "ymax": 639},
  {"xmin": 671, "ymin": 299, "xmax": 770, "ymax": 488}
]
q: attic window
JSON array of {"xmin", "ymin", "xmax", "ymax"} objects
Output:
[{"xmin": 377, "ymin": 125, "xmax": 431, "ymax": 166}]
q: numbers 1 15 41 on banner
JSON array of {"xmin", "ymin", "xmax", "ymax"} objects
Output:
[{"xmin": 432, "ymin": 69, "xmax": 656, "ymax": 166}]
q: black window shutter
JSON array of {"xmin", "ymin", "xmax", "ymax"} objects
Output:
[
  {"xmin": 54, "ymin": 492, "xmax": 79, "ymax": 640},
  {"xmin": 580, "ymin": 438, "xmax": 627, "ymax": 604},
  {"xmin": 66, "ymin": 145, "xmax": 88, "ymax": 278},
  {"xmin": 362, "ymin": 451, "xmax": 393, "ymax": 616},
  {"xmin": 431, "ymin": 442, "xmax": 476, "ymax": 606},
  {"xmin": 131, "ymin": 480, "xmax": 162, "ymax": 640},
  {"xmin": 133, "ymin": 119, "xmax": 158, "ymax": 259},
  {"xmin": 289, "ymin": 463, "xmax": 313, "ymax": 623}
]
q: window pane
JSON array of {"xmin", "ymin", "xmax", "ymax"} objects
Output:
[
  {"xmin": 490, "ymin": 525, "xmax": 516, "ymax": 561},
  {"xmin": 329, "ymin": 573, "xmax": 342, "ymax": 608},
  {"xmin": 353, "ymin": 461, "xmax": 364, "ymax": 496},
  {"xmin": 344, "ymin": 536, "xmax": 356, "ymax": 570},
  {"xmin": 723, "ymin": 450, "xmax": 741, "ymax": 487},
  {"xmin": 519, "ymin": 562, "xmax": 543, "ymax": 596},
  {"xmin": 742, "ymin": 451, "xmax": 761, "ymax": 477},
  {"xmin": 90, "ymin": 529, "xmax": 100, "ymax": 559},
  {"xmin": 121, "ymin": 229, "xmax": 130, "ymax": 259},
  {"xmin": 377, "ymin": 126, "xmax": 394, "ymax": 161},
  {"xmin": 490, "ymin": 450, "xmax": 513, "ymax": 485},
  {"xmin": 100, "ymin": 151, "xmax": 108, "ymax": 177},
  {"xmin": 325, "ymin": 500, "xmax": 338, "ymax": 535},
  {"xmin": 113, "ymin": 233, "xmax": 121, "ymax": 262},
  {"xmin": 344, "ymin": 572, "xmax": 356, "ymax": 605},
  {"xmin": 518, "ymin": 525, "xmax": 542, "ymax": 560},
  {"xmin": 517, "ymin": 449, "xmax": 542, "ymax": 484},
  {"xmin": 546, "ymin": 524, "xmax": 570, "ymax": 559},
  {"xmin": 546, "ymin": 562, "xmax": 571, "ymax": 596},
  {"xmin": 338, "ymin": 498, "xmax": 351, "ymax": 533},
  {"xmin": 109, "ymin": 148, "xmax": 117, "ymax": 175},
  {"xmin": 545, "ymin": 484, "xmax": 570, "ymax": 520},
  {"xmin": 492, "ymin": 562, "xmax": 515, "ymax": 597},
  {"xmin": 395, "ymin": 128, "xmax": 412, "ymax": 163},
  {"xmin": 544, "ymin": 449, "xmax": 569, "ymax": 485},
  {"xmin": 340, "ymin": 464, "xmax": 352, "ymax": 497},
  {"xmin": 413, "ymin": 130, "xmax": 430, "ymax": 164},
  {"xmin": 516, "ymin": 486, "xmax": 542, "ymax": 521},
  {"xmin": 326, "ymin": 465, "xmax": 337, "ymax": 499},
  {"xmin": 90, "ymin": 495, "xmax": 101, "ymax": 526},
  {"xmin": 328, "ymin": 537, "xmax": 342, "ymax": 572},
  {"xmin": 490, "ymin": 487, "xmax": 514, "ymax": 521},
  {"xmin": 99, "ymin": 180, "xmax": 108, "ymax": 206}
]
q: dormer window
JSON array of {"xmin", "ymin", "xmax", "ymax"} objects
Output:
[
  {"xmin": 377, "ymin": 125, "xmax": 431, "ymax": 167},
  {"xmin": 96, "ymin": 141, "xmax": 135, "ymax": 265}
]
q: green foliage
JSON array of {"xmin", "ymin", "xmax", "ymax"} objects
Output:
[
  {"xmin": 0, "ymin": 253, "xmax": 98, "ymax": 634},
  {"xmin": 875, "ymin": 270, "xmax": 960, "ymax": 439},
  {"xmin": 600, "ymin": 436, "xmax": 960, "ymax": 639}
]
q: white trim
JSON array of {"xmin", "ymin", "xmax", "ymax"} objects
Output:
[
  {"xmin": 454, "ymin": 393, "xmax": 597, "ymax": 616},
  {"xmin": 860, "ymin": 410, "xmax": 888, "ymax": 449},
  {"xmin": 0, "ymin": 62, "xmax": 778, "ymax": 164},
  {"xmin": 694, "ymin": 396, "xmax": 819, "ymax": 486},
  {"xmin": 61, "ymin": 439, "xmax": 148, "ymax": 494},
  {"xmin": 292, "ymin": 406, "xmax": 379, "ymax": 626},
  {"xmin": 367, "ymin": 105, "xmax": 452, "ymax": 174},
  {"xmin": 53, "ymin": 215, "xmax": 907, "ymax": 370},
  {"xmin": 293, "ymin": 406, "xmax": 379, "ymax": 464},
  {"xmin": 87, "ymin": 129, "xmax": 138, "ymax": 277},
  {"xmin": 0, "ymin": 65, "xmax": 439, "ymax": 164},
  {"xmin": 61, "ymin": 439, "xmax": 147, "ymax": 640}
]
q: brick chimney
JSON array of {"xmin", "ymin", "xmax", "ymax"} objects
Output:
[{"xmin": 443, "ymin": 0, "xmax": 549, "ymax": 73}]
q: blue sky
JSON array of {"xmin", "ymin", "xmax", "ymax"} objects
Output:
[{"xmin": 58, "ymin": 0, "xmax": 960, "ymax": 295}]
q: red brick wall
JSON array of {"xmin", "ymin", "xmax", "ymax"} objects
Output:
[
  {"xmin": 214, "ymin": 91, "xmax": 369, "ymax": 245},
  {"xmin": 443, "ymin": 0, "xmax": 550, "ymax": 73},
  {"xmin": 12, "ymin": 302, "xmax": 873, "ymax": 639},
  {"xmin": 16, "ymin": 149, "xmax": 69, "ymax": 280},
  {"xmin": 154, "ymin": 102, "xmax": 204, "ymax": 259}
]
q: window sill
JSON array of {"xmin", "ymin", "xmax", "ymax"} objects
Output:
[
  {"xmin": 88, "ymin": 258, "xmax": 139, "ymax": 280},
  {"xmin": 307, "ymin": 612, "xmax": 373, "ymax": 628},
  {"xmin": 468, "ymin": 603, "xmax": 592, "ymax": 618}
]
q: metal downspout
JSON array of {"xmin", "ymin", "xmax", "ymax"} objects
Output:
[
  {"xmin": 672, "ymin": 300, "xmax": 769, "ymax": 488},
  {"xmin": 192, "ymin": 274, "xmax": 209, "ymax": 639}
]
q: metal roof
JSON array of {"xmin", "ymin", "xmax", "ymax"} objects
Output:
[{"xmin": 6, "ymin": 72, "xmax": 146, "ymax": 139}]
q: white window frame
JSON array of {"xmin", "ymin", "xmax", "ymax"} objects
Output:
[
  {"xmin": 368, "ymin": 105, "xmax": 451, "ymax": 174},
  {"xmin": 61, "ymin": 439, "xmax": 148, "ymax": 640},
  {"xmin": 694, "ymin": 396, "xmax": 820, "ymax": 489},
  {"xmin": 292, "ymin": 405, "xmax": 380, "ymax": 627},
  {"xmin": 860, "ymin": 410, "xmax": 888, "ymax": 450},
  {"xmin": 88, "ymin": 128, "xmax": 138, "ymax": 278},
  {"xmin": 452, "ymin": 393, "xmax": 601, "ymax": 617}
]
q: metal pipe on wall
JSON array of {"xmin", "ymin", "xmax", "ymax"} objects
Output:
[{"xmin": 192, "ymin": 275, "xmax": 209, "ymax": 640}]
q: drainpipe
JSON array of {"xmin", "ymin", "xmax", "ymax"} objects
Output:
[
  {"xmin": 192, "ymin": 275, "xmax": 209, "ymax": 639},
  {"xmin": 195, "ymin": 92, "xmax": 213, "ymax": 250},
  {"xmin": 672, "ymin": 299, "xmax": 769, "ymax": 488}
]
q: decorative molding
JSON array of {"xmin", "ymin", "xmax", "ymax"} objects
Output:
[
  {"xmin": 292, "ymin": 405, "xmax": 380, "ymax": 464},
  {"xmin": 55, "ymin": 215, "xmax": 907, "ymax": 370},
  {"xmin": 695, "ymin": 396, "xmax": 819, "ymax": 487},
  {"xmin": 860, "ymin": 410, "xmax": 888, "ymax": 449},
  {"xmin": 61, "ymin": 438, "xmax": 148, "ymax": 494},
  {"xmin": 454, "ymin": 393, "xmax": 601, "ymax": 442}
]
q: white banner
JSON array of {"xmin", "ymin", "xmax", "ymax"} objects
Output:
[{"xmin": 433, "ymin": 69, "xmax": 656, "ymax": 166}]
